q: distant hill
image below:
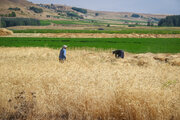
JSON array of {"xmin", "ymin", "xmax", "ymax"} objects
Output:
[
  {"xmin": 0, "ymin": 0, "xmax": 58, "ymax": 19},
  {"xmin": 0, "ymin": 0, "xmax": 167, "ymax": 23},
  {"xmin": 37, "ymin": 3, "xmax": 167, "ymax": 23}
]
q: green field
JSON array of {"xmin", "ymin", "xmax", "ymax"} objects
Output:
[
  {"xmin": 39, "ymin": 19, "xmax": 105, "ymax": 26},
  {"xmin": 40, "ymin": 20, "xmax": 52, "ymax": 26},
  {"xmin": 0, "ymin": 37, "xmax": 180, "ymax": 53},
  {"xmin": 39, "ymin": 19, "xmax": 148, "ymax": 26},
  {"xmin": 106, "ymin": 19, "xmax": 148, "ymax": 24},
  {"xmin": 12, "ymin": 29, "xmax": 180, "ymax": 34}
]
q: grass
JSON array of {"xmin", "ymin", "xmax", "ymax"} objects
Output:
[
  {"xmin": 40, "ymin": 19, "xmax": 105, "ymax": 26},
  {"xmin": 0, "ymin": 37, "xmax": 180, "ymax": 53},
  {"xmin": 0, "ymin": 47, "xmax": 180, "ymax": 120},
  {"xmin": 106, "ymin": 19, "xmax": 148, "ymax": 23},
  {"xmin": 40, "ymin": 19, "xmax": 149, "ymax": 27},
  {"xmin": 40, "ymin": 20, "xmax": 51, "ymax": 26},
  {"xmin": 12, "ymin": 29, "xmax": 180, "ymax": 34}
]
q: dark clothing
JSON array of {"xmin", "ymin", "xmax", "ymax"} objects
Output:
[
  {"xmin": 59, "ymin": 48, "xmax": 66, "ymax": 60},
  {"xmin": 113, "ymin": 50, "xmax": 124, "ymax": 58}
]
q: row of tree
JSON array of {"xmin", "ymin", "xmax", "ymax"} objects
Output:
[
  {"xmin": 158, "ymin": 15, "xmax": 180, "ymax": 27},
  {"xmin": 1, "ymin": 17, "xmax": 41, "ymax": 27}
]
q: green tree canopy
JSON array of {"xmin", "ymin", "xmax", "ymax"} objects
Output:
[
  {"xmin": 1, "ymin": 18, "xmax": 41, "ymax": 27},
  {"xmin": 72, "ymin": 7, "xmax": 87, "ymax": 14},
  {"xmin": 158, "ymin": 15, "xmax": 180, "ymax": 27},
  {"xmin": 30, "ymin": 7, "xmax": 43, "ymax": 13}
]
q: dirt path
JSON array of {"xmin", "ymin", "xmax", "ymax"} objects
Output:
[{"xmin": 3, "ymin": 33, "xmax": 180, "ymax": 38}]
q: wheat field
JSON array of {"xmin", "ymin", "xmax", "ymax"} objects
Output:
[{"xmin": 0, "ymin": 47, "xmax": 180, "ymax": 120}]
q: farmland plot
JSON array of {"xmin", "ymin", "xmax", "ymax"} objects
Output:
[{"xmin": 0, "ymin": 47, "xmax": 180, "ymax": 120}]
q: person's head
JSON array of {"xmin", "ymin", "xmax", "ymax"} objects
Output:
[{"xmin": 63, "ymin": 45, "xmax": 67, "ymax": 49}]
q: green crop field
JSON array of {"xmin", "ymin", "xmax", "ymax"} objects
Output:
[
  {"xmin": 40, "ymin": 20, "xmax": 52, "ymax": 26},
  {"xmin": 39, "ymin": 19, "xmax": 105, "ymax": 26},
  {"xmin": 106, "ymin": 19, "xmax": 148, "ymax": 23},
  {"xmin": 0, "ymin": 37, "xmax": 180, "ymax": 53},
  {"xmin": 12, "ymin": 29, "xmax": 180, "ymax": 34}
]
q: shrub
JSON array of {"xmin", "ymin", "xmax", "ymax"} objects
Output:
[
  {"xmin": 98, "ymin": 28, "xmax": 104, "ymax": 30},
  {"xmin": 0, "ymin": 12, "xmax": 16, "ymax": 17},
  {"xmin": 72, "ymin": 7, "xmax": 87, "ymax": 14},
  {"xmin": 128, "ymin": 25, "xmax": 136, "ymax": 27},
  {"xmin": 8, "ymin": 12, "xmax": 16, "ymax": 17},
  {"xmin": 8, "ymin": 7, "xmax": 21, "ymax": 11},
  {"xmin": 46, "ymin": 15, "xmax": 50, "ymax": 18},
  {"xmin": 124, "ymin": 15, "xmax": 128, "ymax": 17},
  {"xmin": 147, "ymin": 20, "xmax": 154, "ymax": 26},
  {"xmin": 131, "ymin": 14, "xmax": 140, "ymax": 18},
  {"xmin": 30, "ymin": 6, "xmax": 43, "ymax": 13},
  {"xmin": 95, "ymin": 13, "xmax": 99, "ymax": 16},
  {"xmin": 67, "ymin": 12, "xmax": 83, "ymax": 19},
  {"xmin": 0, "ymin": 14, "xmax": 5, "ymax": 17}
]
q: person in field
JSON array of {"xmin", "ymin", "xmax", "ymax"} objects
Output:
[
  {"xmin": 59, "ymin": 45, "xmax": 67, "ymax": 62},
  {"xmin": 112, "ymin": 50, "xmax": 124, "ymax": 58}
]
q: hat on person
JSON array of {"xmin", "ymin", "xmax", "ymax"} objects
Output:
[{"xmin": 63, "ymin": 45, "xmax": 67, "ymax": 48}]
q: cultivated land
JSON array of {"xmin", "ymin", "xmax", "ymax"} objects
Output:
[
  {"xmin": 5, "ymin": 33, "xmax": 180, "ymax": 38},
  {"xmin": 6, "ymin": 25, "xmax": 180, "ymax": 38},
  {"xmin": 11, "ymin": 29, "xmax": 180, "ymax": 34},
  {"xmin": 0, "ymin": 37, "xmax": 180, "ymax": 53},
  {"xmin": 0, "ymin": 0, "xmax": 180, "ymax": 119},
  {"xmin": 9, "ymin": 25, "xmax": 180, "ymax": 34},
  {"xmin": 0, "ymin": 47, "xmax": 180, "ymax": 120}
]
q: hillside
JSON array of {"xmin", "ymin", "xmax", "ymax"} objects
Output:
[
  {"xmin": 0, "ymin": 0, "xmax": 58, "ymax": 19},
  {"xmin": 37, "ymin": 3, "xmax": 167, "ymax": 23},
  {"xmin": 0, "ymin": 0, "xmax": 167, "ymax": 24}
]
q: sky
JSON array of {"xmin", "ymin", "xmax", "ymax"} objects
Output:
[{"xmin": 28, "ymin": 0, "xmax": 180, "ymax": 15}]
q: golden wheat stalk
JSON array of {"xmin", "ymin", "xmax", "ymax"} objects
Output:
[{"xmin": 0, "ymin": 47, "xmax": 179, "ymax": 120}]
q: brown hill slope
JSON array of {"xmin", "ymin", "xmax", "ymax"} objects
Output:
[
  {"xmin": 38, "ymin": 3, "xmax": 167, "ymax": 23},
  {"xmin": 0, "ymin": 0, "xmax": 57, "ymax": 19},
  {"xmin": 0, "ymin": 0, "xmax": 167, "ymax": 23}
]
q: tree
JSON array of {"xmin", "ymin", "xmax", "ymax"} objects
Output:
[
  {"xmin": 131, "ymin": 14, "xmax": 140, "ymax": 18},
  {"xmin": 95, "ymin": 13, "xmax": 99, "ymax": 16},
  {"xmin": 128, "ymin": 24, "xmax": 136, "ymax": 27},
  {"xmin": 8, "ymin": 12, "xmax": 16, "ymax": 17},
  {"xmin": 11, "ymin": 12, "xmax": 16, "ymax": 17},
  {"xmin": 66, "ymin": 12, "xmax": 83, "ymax": 19},
  {"xmin": 72, "ymin": 7, "xmax": 87, "ymax": 14},
  {"xmin": 158, "ymin": 15, "xmax": 180, "ymax": 27},
  {"xmin": 30, "ymin": 7, "xmax": 43, "ymax": 13},
  {"xmin": 124, "ymin": 15, "xmax": 128, "ymax": 17},
  {"xmin": 147, "ymin": 20, "xmax": 154, "ymax": 26},
  {"xmin": 46, "ymin": 15, "xmax": 50, "ymax": 18},
  {"xmin": 8, "ymin": 7, "xmax": 21, "ymax": 11}
]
